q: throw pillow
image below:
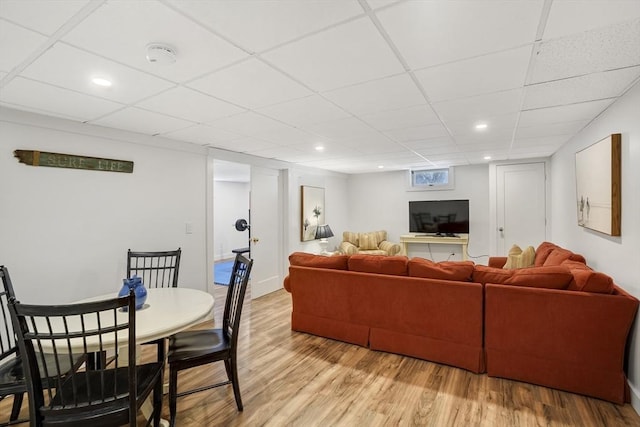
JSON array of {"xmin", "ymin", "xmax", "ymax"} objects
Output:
[
  {"xmin": 503, "ymin": 244, "xmax": 536, "ymax": 269},
  {"xmin": 358, "ymin": 232, "xmax": 379, "ymax": 250},
  {"xmin": 543, "ymin": 247, "xmax": 574, "ymax": 266},
  {"xmin": 348, "ymin": 254, "xmax": 408, "ymax": 276},
  {"xmin": 534, "ymin": 242, "xmax": 558, "ymax": 266},
  {"xmin": 562, "ymin": 260, "xmax": 614, "ymax": 294},
  {"xmin": 408, "ymin": 258, "xmax": 475, "ymax": 281},
  {"xmin": 288, "ymin": 252, "xmax": 349, "ymax": 270}
]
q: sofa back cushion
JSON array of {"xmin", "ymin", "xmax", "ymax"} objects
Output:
[
  {"xmin": 534, "ymin": 241, "xmax": 558, "ymax": 266},
  {"xmin": 358, "ymin": 232, "xmax": 380, "ymax": 250},
  {"xmin": 289, "ymin": 252, "xmax": 349, "ymax": 270},
  {"xmin": 343, "ymin": 231, "xmax": 359, "ymax": 246},
  {"xmin": 562, "ymin": 260, "xmax": 614, "ymax": 294},
  {"xmin": 472, "ymin": 265, "xmax": 513, "ymax": 284},
  {"xmin": 504, "ymin": 265, "xmax": 573, "ymax": 289},
  {"xmin": 408, "ymin": 258, "xmax": 474, "ymax": 281},
  {"xmin": 348, "ymin": 254, "xmax": 408, "ymax": 276}
]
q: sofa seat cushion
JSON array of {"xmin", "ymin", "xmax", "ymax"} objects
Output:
[
  {"xmin": 408, "ymin": 258, "xmax": 474, "ymax": 282},
  {"xmin": 348, "ymin": 254, "xmax": 408, "ymax": 276},
  {"xmin": 504, "ymin": 244, "xmax": 535, "ymax": 269},
  {"xmin": 289, "ymin": 252, "xmax": 349, "ymax": 270},
  {"xmin": 357, "ymin": 249, "xmax": 388, "ymax": 256},
  {"xmin": 504, "ymin": 265, "xmax": 573, "ymax": 290}
]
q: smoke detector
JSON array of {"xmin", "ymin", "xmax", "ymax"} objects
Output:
[{"xmin": 146, "ymin": 43, "xmax": 176, "ymax": 64}]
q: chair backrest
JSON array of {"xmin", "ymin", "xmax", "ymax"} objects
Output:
[
  {"xmin": 223, "ymin": 254, "xmax": 253, "ymax": 349},
  {"xmin": 0, "ymin": 266, "xmax": 18, "ymax": 365},
  {"xmin": 127, "ymin": 248, "xmax": 181, "ymax": 288},
  {"xmin": 9, "ymin": 292, "xmax": 137, "ymax": 426}
]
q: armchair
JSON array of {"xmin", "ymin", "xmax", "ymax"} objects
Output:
[{"xmin": 338, "ymin": 230, "xmax": 401, "ymax": 256}]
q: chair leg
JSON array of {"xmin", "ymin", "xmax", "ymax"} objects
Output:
[
  {"xmin": 224, "ymin": 359, "xmax": 232, "ymax": 382},
  {"xmin": 10, "ymin": 392, "xmax": 24, "ymax": 421},
  {"xmin": 153, "ymin": 372, "xmax": 163, "ymax": 427},
  {"xmin": 229, "ymin": 357, "xmax": 243, "ymax": 411},
  {"xmin": 169, "ymin": 367, "xmax": 178, "ymax": 427}
]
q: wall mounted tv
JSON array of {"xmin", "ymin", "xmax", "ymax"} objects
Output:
[{"xmin": 409, "ymin": 199, "xmax": 470, "ymax": 236}]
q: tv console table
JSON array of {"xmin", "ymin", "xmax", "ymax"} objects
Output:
[{"xmin": 400, "ymin": 234, "xmax": 469, "ymax": 260}]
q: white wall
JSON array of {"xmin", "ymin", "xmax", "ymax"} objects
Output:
[
  {"xmin": 285, "ymin": 167, "xmax": 350, "ymax": 256},
  {"xmin": 549, "ymin": 81, "xmax": 640, "ymax": 409},
  {"xmin": 213, "ymin": 181, "xmax": 249, "ymax": 260},
  {"xmin": 0, "ymin": 108, "xmax": 209, "ymax": 303},
  {"xmin": 346, "ymin": 165, "xmax": 491, "ymax": 262}
]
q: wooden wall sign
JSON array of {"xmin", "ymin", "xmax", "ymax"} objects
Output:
[{"xmin": 14, "ymin": 150, "xmax": 134, "ymax": 173}]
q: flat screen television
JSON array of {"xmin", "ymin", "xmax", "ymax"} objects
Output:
[{"xmin": 409, "ymin": 199, "xmax": 470, "ymax": 236}]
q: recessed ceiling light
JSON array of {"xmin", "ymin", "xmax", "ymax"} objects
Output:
[
  {"xmin": 315, "ymin": 145, "xmax": 325, "ymax": 152},
  {"xmin": 484, "ymin": 155, "xmax": 492, "ymax": 160},
  {"xmin": 91, "ymin": 77, "xmax": 112, "ymax": 87},
  {"xmin": 378, "ymin": 165, "xmax": 384, "ymax": 169},
  {"xmin": 475, "ymin": 123, "xmax": 488, "ymax": 131}
]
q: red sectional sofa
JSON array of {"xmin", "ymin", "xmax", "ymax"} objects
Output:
[{"xmin": 283, "ymin": 243, "xmax": 639, "ymax": 404}]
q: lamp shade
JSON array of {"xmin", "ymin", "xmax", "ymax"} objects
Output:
[{"xmin": 315, "ymin": 224, "xmax": 334, "ymax": 239}]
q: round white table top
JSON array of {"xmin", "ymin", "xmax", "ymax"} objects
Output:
[{"xmin": 38, "ymin": 288, "xmax": 214, "ymax": 352}]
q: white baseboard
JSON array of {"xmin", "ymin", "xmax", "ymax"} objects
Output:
[{"xmin": 631, "ymin": 383, "xmax": 640, "ymax": 415}]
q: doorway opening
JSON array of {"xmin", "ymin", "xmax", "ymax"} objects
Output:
[{"xmin": 213, "ymin": 160, "xmax": 250, "ymax": 286}]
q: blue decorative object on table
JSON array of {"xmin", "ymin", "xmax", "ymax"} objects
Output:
[{"xmin": 118, "ymin": 275, "xmax": 147, "ymax": 310}]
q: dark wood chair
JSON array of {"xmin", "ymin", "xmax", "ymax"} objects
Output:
[
  {"xmin": 167, "ymin": 253, "xmax": 253, "ymax": 427},
  {"xmin": 127, "ymin": 248, "xmax": 181, "ymax": 289},
  {"xmin": 8, "ymin": 289, "xmax": 164, "ymax": 427},
  {"xmin": 0, "ymin": 265, "xmax": 27, "ymax": 426}
]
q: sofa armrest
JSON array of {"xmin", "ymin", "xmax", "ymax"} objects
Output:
[
  {"xmin": 378, "ymin": 240, "xmax": 401, "ymax": 256},
  {"xmin": 488, "ymin": 257, "xmax": 507, "ymax": 268},
  {"xmin": 339, "ymin": 241, "xmax": 358, "ymax": 255},
  {"xmin": 283, "ymin": 275, "xmax": 291, "ymax": 292}
]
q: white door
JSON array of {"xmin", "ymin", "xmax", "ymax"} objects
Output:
[
  {"xmin": 496, "ymin": 163, "xmax": 547, "ymax": 255},
  {"xmin": 249, "ymin": 166, "xmax": 282, "ymax": 299}
]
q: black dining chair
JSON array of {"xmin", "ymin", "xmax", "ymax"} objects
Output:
[
  {"xmin": 127, "ymin": 248, "xmax": 181, "ymax": 289},
  {"xmin": 0, "ymin": 265, "xmax": 27, "ymax": 426},
  {"xmin": 9, "ymin": 289, "xmax": 164, "ymax": 427},
  {"xmin": 167, "ymin": 253, "xmax": 253, "ymax": 427}
]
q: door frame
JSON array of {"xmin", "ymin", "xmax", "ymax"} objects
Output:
[
  {"xmin": 489, "ymin": 158, "xmax": 552, "ymax": 256},
  {"xmin": 205, "ymin": 150, "xmax": 287, "ymax": 295}
]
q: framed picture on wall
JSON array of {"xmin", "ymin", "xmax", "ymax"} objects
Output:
[
  {"xmin": 575, "ymin": 133, "xmax": 621, "ymax": 236},
  {"xmin": 300, "ymin": 185, "xmax": 325, "ymax": 241}
]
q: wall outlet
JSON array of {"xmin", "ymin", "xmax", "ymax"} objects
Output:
[{"xmin": 185, "ymin": 222, "xmax": 193, "ymax": 234}]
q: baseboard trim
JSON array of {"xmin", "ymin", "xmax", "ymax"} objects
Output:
[{"xmin": 631, "ymin": 383, "xmax": 640, "ymax": 415}]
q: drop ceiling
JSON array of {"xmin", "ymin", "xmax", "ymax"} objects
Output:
[{"xmin": 1, "ymin": 0, "xmax": 639, "ymax": 174}]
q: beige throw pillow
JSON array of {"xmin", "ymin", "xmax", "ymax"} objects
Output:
[{"xmin": 504, "ymin": 244, "xmax": 536, "ymax": 269}]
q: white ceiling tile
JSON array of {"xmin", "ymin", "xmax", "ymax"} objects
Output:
[
  {"xmin": 376, "ymin": 0, "xmax": 542, "ymax": 69},
  {"xmin": 458, "ymin": 140, "xmax": 511, "ymax": 151},
  {"xmin": 188, "ymin": 58, "xmax": 312, "ymax": 109},
  {"xmin": 530, "ymin": 19, "xmax": 640, "ymax": 83},
  {"xmin": 384, "ymin": 123, "xmax": 449, "ymax": 143},
  {"xmin": 163, "ymin": 124, "xmax": 243, "ymax": 145},
  {"xmin": 61, "ymin": 1, "xmax": 247, "ymax": 83},
  {"xmin": 304, "ymin": 117, "xmax": 378, "ymax": 140},
  {"xmin": 523, "ymin": 67, "xmax": 640, "ymax": 109},
  {"xmin": 214, "ymin": 137, "xmax": 277, "ymax": 153},
  {"xmin": 366, "ymin": 0, "xmax": 401, "ymax": 10},
  {"xmin": 167, "ymin": 0, "xmax": 363, "ymax": 53},
  {"xmin": 0, "ymin": 19, "xmax": 47, "ymax": 72},
  {"xmin": 416, "ymin": 46, "xmax": 532, "ymax": 103},
  {"xmin": 0, "ymin": 77, "xmax": 123, "ymax": 121},
  {"xmin": 20, "ymin": 43, "xmax": 174, "ymax": 103},
  {"xmin": 209, "ymin": 112, "xmax": 289, "ymax": 137},
  {"xmin": 516, "ymin": 120, "xmax": 590, "ymax": 139},
  {"xmin": 360, "ymin": 104, "xmax": 440, "ymax": 131},
  {"xmin": 246, "ymin": 146, "xmax": 313, "ymax": 163},
  {"xmin": 91, "ymin": 107, "xmax": 193, "ymax": 135},
  {"xmin": 513, "ymin": 135, "xmax": 571, "ymax": 147},
  {"xmin": 260, "ymin": 126, "xmax": 324, "ymax": 146},
  {"xmin": 432, "ymin": 89, "xmax": 523, "ymax": 124},
  {"xmin": 403, "ymin": 138, "xmax": 453, "ymax": 151},
  {"xmin": 0, "ymin": 0, "xmax": 88, "ymax": 35},
  {"xmin": 137, "ymin": 86, "xmax": 245, "ymax": 123},
  {"xmin": 447, "ymin": 113, "xmax": 518, "ymax": 139},
  {"xmin": 519, "ymin": 98, "xmax": 614, "ymax": 127},
  {"xmin": 257, "ymin": 95, "xmax": 350, "ymax": 127},
  {"xmin": 263, "ymin": 17, "xmax": 404, "ymax": 92},
  {"xmin": 543, "ymin": 1, "xmax": 640, "ymax": 40},
  {"xmin": 338, "ymin": 133, "xmax": 401, "ymax": 153},
  {"xmin": 323, "ymin": 73, "xmax": 425, "ymax": 115}
]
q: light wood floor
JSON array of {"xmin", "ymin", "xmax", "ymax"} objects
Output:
[{"xmin": 3, "ymin": 286, "xmax": 640, "ymax": 426}]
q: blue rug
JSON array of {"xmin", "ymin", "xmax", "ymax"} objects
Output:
[{"xmin": 214, "ymin": 260, "xmax": 234, "ymax": 286}]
